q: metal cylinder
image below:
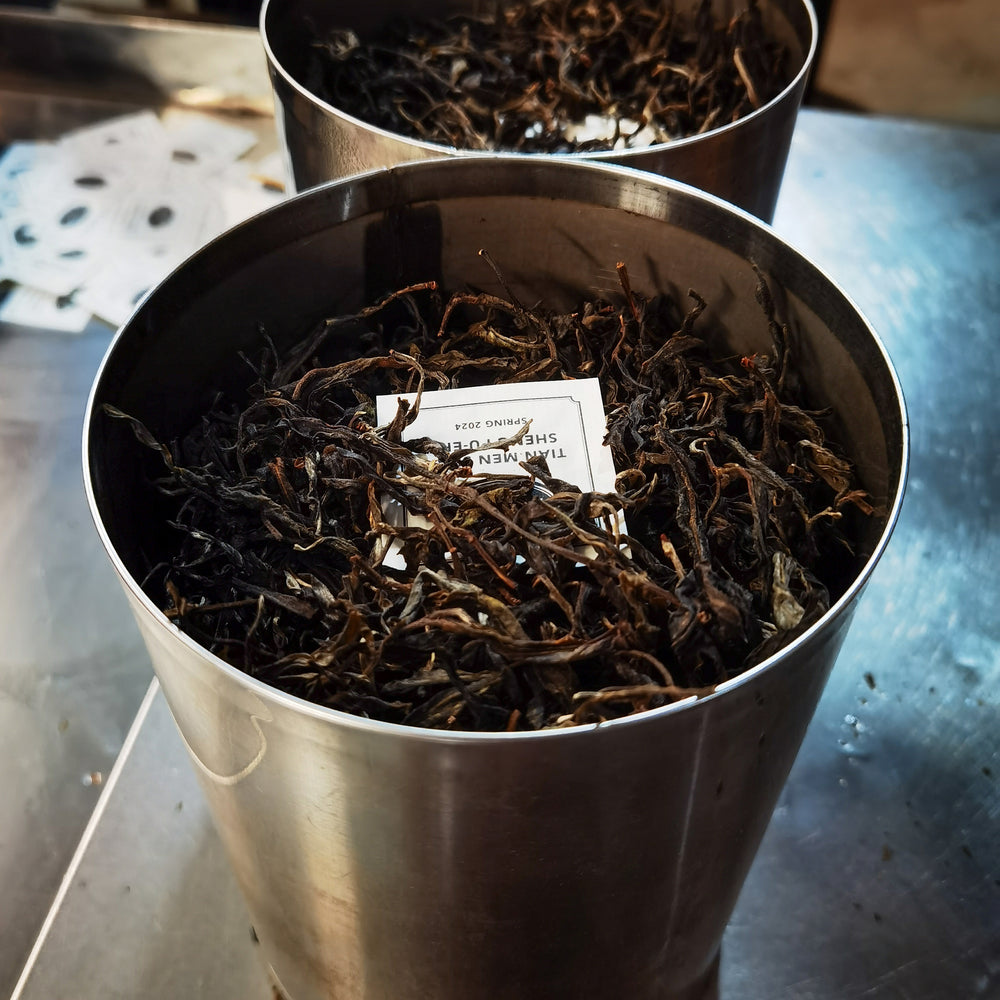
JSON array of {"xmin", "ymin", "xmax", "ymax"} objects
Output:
[
  {"xmin": 84, "ymin": 158, "xmax": 907, "ymax": 1000},
  {"xmin": 260, "ymin": 0, "xmax": 818, "ymax": 221}
]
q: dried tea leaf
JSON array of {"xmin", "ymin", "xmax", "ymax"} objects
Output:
[
  {"xmin": 107, "ymin": 257, "xmax": 874, "ymax": 731},
  {"xmin": 303, "ymin": 0, "xmax": 791, "ymax": 153}
]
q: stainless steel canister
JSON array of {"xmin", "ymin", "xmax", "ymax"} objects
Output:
[
  {"xmin": 260, "ymin": 0, "xmax": 818, "ymax": 221},
  {"xmin": 84, "ymin": 158, "xmax": 907, "ymax": 1000}
]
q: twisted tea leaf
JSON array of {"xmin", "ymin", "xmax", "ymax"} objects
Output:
[
  {"xmin": 106, "ymin": 258, "xmax": 874, "ymax": 731},
  {"xmin": 303, "ymin": 0, "xmax": 791, "ymax": 153}
]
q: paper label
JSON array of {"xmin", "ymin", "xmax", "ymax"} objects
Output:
[
  {"xmin": 375, "ymin": 377, "xmax": 618, "ymax": 493},
  {"xmin": 374, "ymin": 378, "xmax": 623, "ymax": 567}
]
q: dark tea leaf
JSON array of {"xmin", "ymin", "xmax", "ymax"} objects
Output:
[
  {"xmin": 303, "ymin": 0, "xmax": 791, "ymax": 152},
  {"xmin": 106, "ymin": 257, "xmax": 876, "ymax": 731}
]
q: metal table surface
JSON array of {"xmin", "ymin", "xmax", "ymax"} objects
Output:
[
  {"xmin": 4, "ymin": 94, "xmax": 999, "ymax": 1000},
  {"xmin": 0, "ymin": 12, "xmax": 275, "ymax": 998}
]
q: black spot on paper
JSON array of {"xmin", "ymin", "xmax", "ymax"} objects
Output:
[
  {"xmin": 172, "ymin": 149, "xmax": 198, "ymax": 163},
  {"xmin": 148, "ymin": 206, "xmax": 174, "ymax": 227},
  {"xmin": 60, "ymin": 206, "xmax": 88, "ymax": 226},
  {"xmin": 74, "ymin": 175, "xmax": 106, "ymax": 188}
]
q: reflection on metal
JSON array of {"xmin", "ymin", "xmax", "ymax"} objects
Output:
[
  {"xmin": 0, "ymin": 8, "xmax": 272, "ymax": 133},
  {"xmin": 8, "ymin": 681, "xmax": 161, "ymax": 1000}
]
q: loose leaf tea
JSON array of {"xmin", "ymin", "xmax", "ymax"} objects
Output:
[
  {"xmin": 106, "ymin": 257, "xmax": 875, "ymax": 731},
  {"xmin": 303, "ymin": 0, "xmax": 791, "ymax": 152}
]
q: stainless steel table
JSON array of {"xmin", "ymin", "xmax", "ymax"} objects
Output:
[
  {"xmin": 3, "ymin": 45, "xmax": 999, "ymax": 999},
  {"xmin": 0, "ymin": 12, "xmax": 274, "ymax": 997}
]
